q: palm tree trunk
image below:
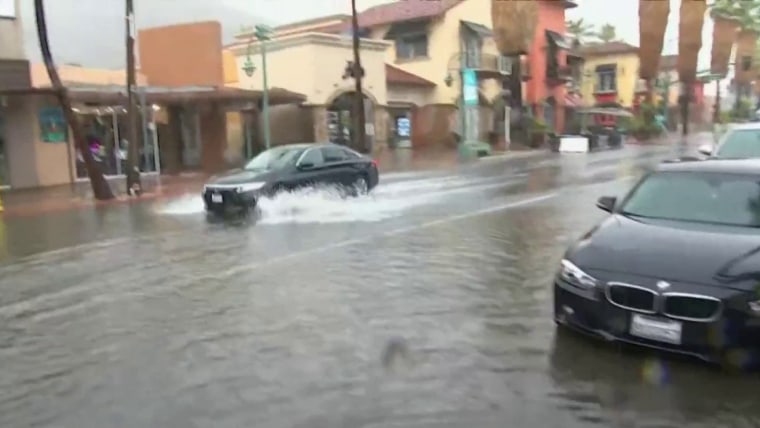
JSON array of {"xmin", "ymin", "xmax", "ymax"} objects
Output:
[
  {"xmin": 125, "ymin": 0, "xmax": 141, "ymax": 194},
  {"xmin": 33, "ymin": 0, "xmax": 114, "ymax": 200}
]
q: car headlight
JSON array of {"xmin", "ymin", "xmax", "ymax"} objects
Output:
[
  {"xmin": 559, "ymin": 259, "xmax": 597, "ymax": 289},
  {"xmin": 236, "ymin": 182, "xmax": 266, "ymax": 192}
]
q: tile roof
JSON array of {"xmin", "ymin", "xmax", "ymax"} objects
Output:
[
  {"xmin": 576, "ymin": 41, "xmax": 639, "ymax": 56},
  {"xmin": 385, "ymin": 64, "xmax": 436, "ymax": 87},
  {"xmin": 344, "ymin": 0, "xmax": 463, "ymax": 31}
]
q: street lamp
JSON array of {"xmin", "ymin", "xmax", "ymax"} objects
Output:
[
  {"xmin": 241, "ymin": 40, "xmax": 257, "ymax": 159},
  {"xmin": 240, "ymin": 24, "xmax": 273, "ymax": 152}
]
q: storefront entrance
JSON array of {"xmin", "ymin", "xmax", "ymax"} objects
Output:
[{"xmin": 74, "ymin": 106, "xmax": 160, "ymax": 179}]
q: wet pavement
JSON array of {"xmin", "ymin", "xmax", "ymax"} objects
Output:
[{"xmin": 1, "ymin": 142, "xmax": 758, "ymax": 428}]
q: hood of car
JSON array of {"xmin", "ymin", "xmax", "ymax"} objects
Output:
[
  {"xmin": 568, "ymin": 214, "xmax": 760, "ymax": 291},
  {"xmin": 207, "ymin": 169, "xmax": 278, "ymax": 185}
]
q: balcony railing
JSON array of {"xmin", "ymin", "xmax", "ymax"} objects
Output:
[{"xmin": 459, "ymin": 52, "xmax": 512, "ymax": 78}]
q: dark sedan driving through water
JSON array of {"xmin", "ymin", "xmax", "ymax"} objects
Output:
[
  {"xmin": 555, "ymin": 158, "xmax": 760, "ymax": 367},
  {"xmin": 203, "ymin": 143, "xmax": 379, "ymax": 214}
]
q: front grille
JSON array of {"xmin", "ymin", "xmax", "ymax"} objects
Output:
[
  {"xmin": 606, "ymin": 283, "xmax": 657, "ymax": 313},
  {"xmin": 663, "ymin": 294, "xmax": 722, "ymax": 321}
]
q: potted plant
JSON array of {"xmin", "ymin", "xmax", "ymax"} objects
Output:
[{"xmin": 529, "ymin": 118, "xmax": 548, "ymax": 148}]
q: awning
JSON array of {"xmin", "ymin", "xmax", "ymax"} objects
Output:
[
  {"xmin": 546, "ymin": 30, "xmax": 571, "ymax": 50},
  {"xmin": 460, "ymin": 20, "xmax": 493, "ymax": 37}
]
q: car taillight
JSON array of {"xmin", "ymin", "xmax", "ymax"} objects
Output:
[{"xmin": 371, "ymin": 159, "xmax": 378, "ymax": 167}]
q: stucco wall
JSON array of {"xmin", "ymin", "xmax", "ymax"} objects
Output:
[
  {"xmin": 581, "ymin": 53, "xmax": 639, "ymax": 107},
  {"xmin": 233, "ymin": 34, "xmax": 389, "ymax": 106},
  {"xmin": 387, "ymin": 85, "xmax": 433, "ymax": 106},
  {"xmin": 29, "ymin": 63, "xmax": 149, "ymax": 87},
  {"xmin": 139, "ymin": 22, "xmax": 224, "ymax": 87}
]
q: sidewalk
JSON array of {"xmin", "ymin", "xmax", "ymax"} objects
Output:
[{"xmin": 0, "ymin": 148, "xmax": 543, "ymax": 218}]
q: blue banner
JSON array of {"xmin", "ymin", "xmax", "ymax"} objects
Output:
[{"xmin": 462, "ymin": 69, "xmax": 478, "ymax": 106}]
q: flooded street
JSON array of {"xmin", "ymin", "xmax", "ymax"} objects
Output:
[{"xmin": 0, "ymin": 146, "xmax": 758, "ymax": 428}]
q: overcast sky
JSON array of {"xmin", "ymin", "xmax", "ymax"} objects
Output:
[{"xmin": 21, "ymin": 0, "xmax": 723, "ymax": 92}]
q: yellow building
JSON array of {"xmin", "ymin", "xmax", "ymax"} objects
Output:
[
  {"xmin": 225, "ymin": 0, "xmax": 518, "ymax": 150},
  {"xmin": 577, "ymin": 41, "xmax": 641, "ymax": 108}
]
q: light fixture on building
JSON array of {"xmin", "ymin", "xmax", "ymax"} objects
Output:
[
  {"xmin": 444, "ymin": 72, "xmax": 454, "ymax": 87},
  {"xmin": 242, "ymin": 54, "xmax": 256, "ymax": 77}
]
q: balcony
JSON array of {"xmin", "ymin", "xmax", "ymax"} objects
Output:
[{"xmin": 459, "ymin": 52, "xmax": 512, "ymax": 80}]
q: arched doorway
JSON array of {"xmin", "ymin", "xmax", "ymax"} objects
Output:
[{"xmin": 326, "ymin": 91, "xmax": 375, "ymax": 150}]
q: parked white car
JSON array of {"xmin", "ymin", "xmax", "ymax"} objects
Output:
[{"xmin": 699, "ymin": 122, "xmax": 760, "ymax": 158}]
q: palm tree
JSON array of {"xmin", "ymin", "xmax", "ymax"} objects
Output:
[
  {"xmin": 34, "ymin": 0, "xmax": 114, "ymax": 200},
  {"xmin": 596, "ymin": 23, "xmax": 618, "ymax": 43},
  {"xmin": 566, "ymin": 18, "xmax": 595, "ymax": 44}
]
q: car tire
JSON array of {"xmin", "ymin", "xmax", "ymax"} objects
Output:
[{"xmin": 352, "ymin": 175, "xmax": 369, "ymax": 196}]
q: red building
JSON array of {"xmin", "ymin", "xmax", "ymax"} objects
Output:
[{"xmin": 524, "ymin": 0, "xmax": 579, "ymax": 133}]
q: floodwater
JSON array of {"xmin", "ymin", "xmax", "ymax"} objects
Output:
[{"xmin": 0, "ymin": 145, "xmax": 758, "ymax": 428}]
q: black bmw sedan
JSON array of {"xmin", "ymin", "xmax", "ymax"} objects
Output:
[
  {"xmin": 555, "ymin": 158, "xmax": 760, "ymax": 366},
  {"xmin": 202, "ymin": 143, "xmax": 379, "ymax": 214}
]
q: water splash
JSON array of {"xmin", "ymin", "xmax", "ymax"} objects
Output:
[{"xmin": 155, "ymin": 174, "xmax": 502, "ymax": 224}]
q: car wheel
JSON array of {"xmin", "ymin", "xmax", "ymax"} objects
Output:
[{"xmin": 352, "ymin": 176, "xmax": 369, "ymax": 196}]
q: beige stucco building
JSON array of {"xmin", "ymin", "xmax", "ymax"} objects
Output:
[{"xmin": 225, "ymin": 0, "xmax": 518, "ymax": 150}]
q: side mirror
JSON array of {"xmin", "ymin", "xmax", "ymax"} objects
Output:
[
  {"xmin": 596, "ymin": 196, "xmax": 616, "ymax": 213},
  {"xmin": 297, "ymin": 162, "xmax": 314, "ymax": 170},
  {"xmin": 697, "ymin": 143, "xmax": 713, "ymax": 156}
]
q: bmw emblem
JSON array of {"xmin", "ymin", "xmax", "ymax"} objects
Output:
[{"xmin": 656, "ymin": 280, "xmax": 671, "ymax": 291}]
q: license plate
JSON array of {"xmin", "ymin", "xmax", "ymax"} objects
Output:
[
  {"xmin": 630, "ymin": 314, "xmax": 682, "ymax": 344},
  {"xmin": 211, "ymin": 193, "xmax": 223, "ymax": 203}
]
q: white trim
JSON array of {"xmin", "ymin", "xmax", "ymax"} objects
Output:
[{"xmin": 229, "ymin": 32, "xmax": 391, "ymax": 56}]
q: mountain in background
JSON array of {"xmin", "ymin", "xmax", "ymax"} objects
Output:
[{"xmin": 19, "ymin": 0, "xmax": 273, "ymax": 69}]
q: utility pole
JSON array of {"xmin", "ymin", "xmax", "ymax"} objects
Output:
[
  {"xmin": 350, "ymin": 0, "xmax": 367, "ymax": 153},
  {"xmin": 125, "ymin": 0, "xmax": 141, "ymax": 195}
]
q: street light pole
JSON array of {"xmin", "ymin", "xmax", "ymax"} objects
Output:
[
  {"xmin": 241, "ymin": 40, "xmax": 256, "ymax": 159},
  {"xmin": 350, "ymin": 0, "xmax": 367, "ymax": 153},
  {"xmin": 254, "ymin": 24, "xmax": 273, "ymax": 151}
]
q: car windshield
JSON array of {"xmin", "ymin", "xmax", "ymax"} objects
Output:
[
  {"xmin": 244, "ymin": 146, "xmax": 304, "ymax": 171},
  {"xmin": 715, "ymin": 129, "xmax": 760, "ymax": 158},
  {"xmin": 620, "ymin": 171, "xmax": 760, "ymax": 228}
]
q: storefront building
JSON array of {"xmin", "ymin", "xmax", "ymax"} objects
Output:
[{"xmin": 0, "ymin": 0, "xmax": 36, "ymax": 189}]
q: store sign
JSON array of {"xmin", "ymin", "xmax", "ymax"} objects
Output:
[
  {"xmin": 0, "ymin": 0, "xmax": 15, "ymax": 19},
  {"xmin": 38, "ymin": 107, "xmax": 67, "ymax": 143}
]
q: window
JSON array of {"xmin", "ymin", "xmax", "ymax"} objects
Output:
[
  {"xmin": 463, "ymin": 34, "xmax": 481, "ymax": 68},
  {"xmin": 396, "ymin": 34, "xmax": 428, "ymax": 60},
  {"xmin": 298, "ymin": 148, "xmax": 325, "ymax": 166},
  {"xmin": 621, "ymin": 171, "xmax": 760, "ymax": 227},
  {"xmin": 595, "ymin": 65, "xmax": 616, "ymax": 92},
  {"xmin": 321, "ymin": 146, "xmax": 349, "ymax": 162}
]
